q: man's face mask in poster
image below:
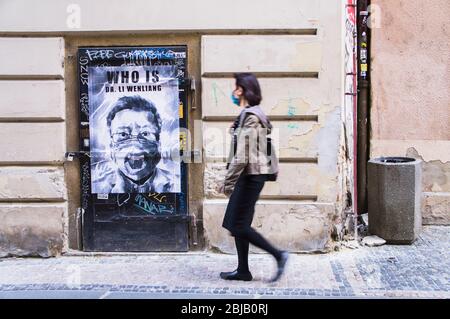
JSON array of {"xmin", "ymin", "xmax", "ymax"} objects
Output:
[{"xmin": 109, "ymin": 109, "xmax": 161, "ymax": 181}]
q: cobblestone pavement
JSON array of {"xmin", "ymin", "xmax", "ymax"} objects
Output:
[{"xmin": 0, "ymin": 226, "xmax": 448, "ymax": 299}]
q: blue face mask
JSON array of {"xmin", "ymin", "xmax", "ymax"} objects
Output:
[{"xmin": 231, "ymin": 92, "xmax": 240, "ymax": 106}]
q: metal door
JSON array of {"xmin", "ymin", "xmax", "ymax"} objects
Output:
[{"xmin": 77, "ymin": 46, "xmax": 189, "ymax": 251}]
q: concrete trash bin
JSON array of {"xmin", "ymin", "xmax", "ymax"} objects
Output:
[{"xmin": 367, "ymin": 157, "xmax": 422, "ymax": 244}]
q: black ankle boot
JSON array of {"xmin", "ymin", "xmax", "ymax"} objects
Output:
[{"xmin": 220, "ymin": 270, "xmax": 253, "ymax": 281}]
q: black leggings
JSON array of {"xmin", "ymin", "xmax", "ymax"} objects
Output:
[
  {"xmin": 222, "ymin": 174, "xmax": 282, "ymax": 273},
  {"xmin": 234, "ymin": 228, "xmax": 282, "ymax": 273}
]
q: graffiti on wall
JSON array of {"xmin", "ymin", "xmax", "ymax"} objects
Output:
[
  {"xmin": 134, "ymin": 193, "xmax": 175, "ymax": 215},
  {"xmin": 344, "ymin": 0, "xmax": 357, "ymax": 211}
]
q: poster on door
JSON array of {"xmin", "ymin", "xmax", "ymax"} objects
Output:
[{"xmin": 88, "ymin": 65, "xmax": 181, "ymax": 194}]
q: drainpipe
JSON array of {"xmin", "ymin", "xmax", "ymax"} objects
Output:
[
  {"xmin": 345, "ymin": 0, "xmax": 359, "ymax": 241},
  {"xmin": 357, "ymin": 0, "xmax": 371, "ymax": 216}
]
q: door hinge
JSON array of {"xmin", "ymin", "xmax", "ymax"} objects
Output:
[
  {"xmin": 190, "ymin": 214, "xmax": 198, "ymax": 246},
  {"xmin": 188, "ymin": 76, "xmax": 196, "ymax": 110},
  {"xmin": 76, "ymin": 207, "xmax": 85, "ymax": 250}
]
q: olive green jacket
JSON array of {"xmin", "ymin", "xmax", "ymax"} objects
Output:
[{"xmin": 223, "ymin": 106, "xmax": 279, "ymax": 196}]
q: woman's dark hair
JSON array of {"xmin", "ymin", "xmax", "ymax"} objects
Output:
[{"xmin": 234, "ymin": 73, "xmax": 262, "ymax": 106}]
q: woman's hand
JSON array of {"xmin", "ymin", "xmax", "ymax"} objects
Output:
[{"xmin": 218, "ymin": 183, "xmax": 232, "ymax": 197}]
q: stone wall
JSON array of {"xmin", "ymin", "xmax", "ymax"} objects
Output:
[
  {"xmin": 0, "ymin": 38, "xmax": 67, "ymax": 257},
  {"xmin": 0, "ymin": 0, "xmax": 350, "ymax": 255},
  {"xmin": 201, "ymin": 1, "xmax": 348, "ymax": 253}
]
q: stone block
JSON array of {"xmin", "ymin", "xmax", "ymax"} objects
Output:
[
  {"xmin": 0, "ymin": 80, "xmax": 65, "ymax": 120},
  {"xmin": 0, "ymin": 203, "xmax": 65, "ymax": 257},
  {"xmin": 0, "ymin": 38, "xmax": 64, "ymax": 77},
  {"xmin": 0, "ymin": 166, "xmax": 66, "ymax": 201},
  {"xmin": 203, "ymin": 199, "xmax": 335, "ymax": 253},
  {"xmin": 202, "ymin": 35, "xmax": 322, "ymax": 74},
  {"xmin": 0, "ymin": 123, "xmax": 66, "ymax": 163},
  {"xmin": 422, "ymin": 193, "xmax": 450, "ymax": 225}
]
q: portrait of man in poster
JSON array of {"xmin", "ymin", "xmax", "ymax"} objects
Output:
[{"xmin": 88, "ymin": 66, "xmax": 181, "ymax": 194}]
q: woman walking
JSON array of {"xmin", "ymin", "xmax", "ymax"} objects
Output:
[{"xmin": 219, "ymin": 73, "xmax": 289, "ymax": 282}]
